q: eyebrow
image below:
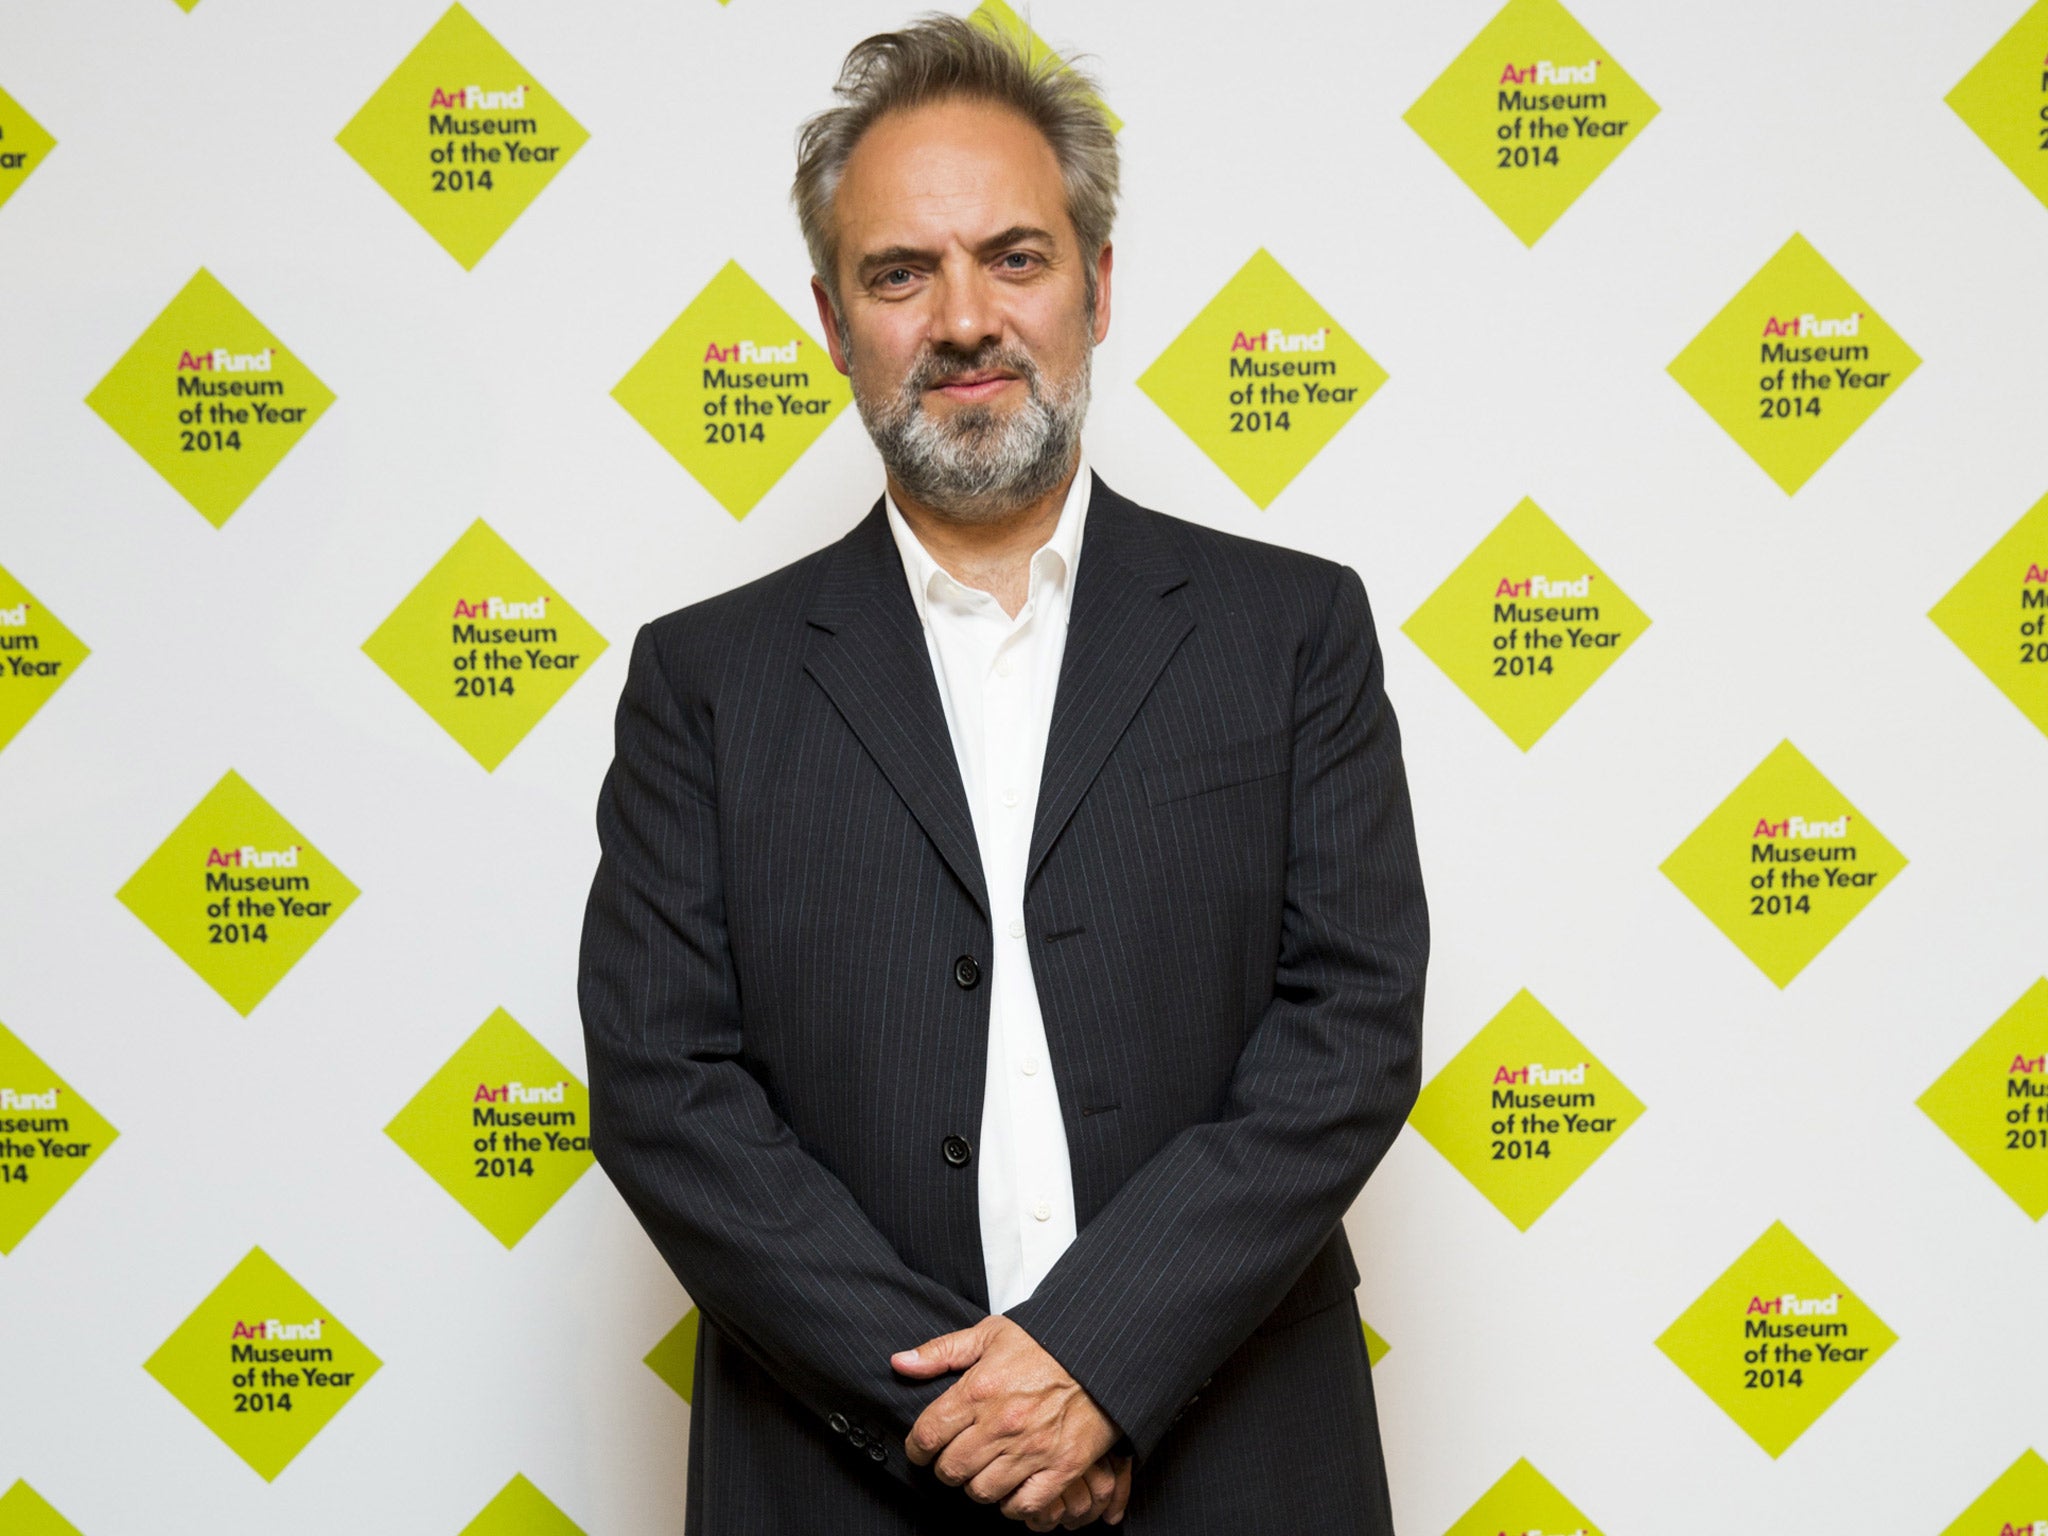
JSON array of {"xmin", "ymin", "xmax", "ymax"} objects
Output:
[{"xmin": 854, "ymin": 226, "xmax": 1060, "ymax": 285}]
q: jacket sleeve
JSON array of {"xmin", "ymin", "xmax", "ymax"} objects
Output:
[
  {"xmin": 1004, "ymin": 562, "xmax": 1429, "ymax": 1461},
  {"xmin": 578, "ymin": 621, "xmax": 985, "ymax": 1491}
]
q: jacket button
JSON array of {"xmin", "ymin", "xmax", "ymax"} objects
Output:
[
  {"xmin": 952, "ymin": 954, "xmax": 980, "ymax": 988},
  {"xmin": 942, "ymin": 1134, "xmax": 973, "ymax": 1167},
  {"xmin": 827, "ymin": 1412, "xmax": 849, "ymax": 1434},
  {"xmin": 868, "ymin": 1443, "xmax": 887, "ymax": 1462},
  {"xmin": 848, "ymin": 1426, "xmax": 868, "ymax": 1448}
]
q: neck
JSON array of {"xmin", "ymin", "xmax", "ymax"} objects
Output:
[{"xmin": 889, "ymin": 455, "xmax": 1082, "ymax": 619}]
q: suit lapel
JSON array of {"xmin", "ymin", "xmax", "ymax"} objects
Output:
[
  {"xmin": 1027, "ymin": 476, "xmax": 1192, "ymax": 890},
  {"xmin": 803, "ymin": 499, "xmax": 990, "ymax": 919},
  {"xmin": 801, "ymin": 476, "xmax": 1194, "ymax": 918}
]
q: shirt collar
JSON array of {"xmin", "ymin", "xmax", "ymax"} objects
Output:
[{"xmin": 883, "ymin": 457, "xmax": 1091, "ymax": 629}]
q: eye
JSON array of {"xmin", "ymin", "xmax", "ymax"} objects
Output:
[
  {"xmin": 881, "ymin": 267, "xmax": 914, "ymax": 286},
  {"xmin": 998, "ymin": 251, "xmax": 1037, "ymax": 271}
]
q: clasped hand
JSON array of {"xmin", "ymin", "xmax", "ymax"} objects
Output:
[{"xmin": 891, "ymin": 1315, "xmax": 1131, "ymax": 1530}]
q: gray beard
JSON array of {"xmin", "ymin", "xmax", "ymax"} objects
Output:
[{"xmin": 851, "ymin": 337, "xmax": 1091, "ymax": 524}]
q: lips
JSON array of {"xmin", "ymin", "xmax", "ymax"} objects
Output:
[{"xmin": 929, "ymin": 370, "xmax": 1017, "ymax": 401}]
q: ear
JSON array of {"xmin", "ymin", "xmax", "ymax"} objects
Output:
[
  {"xmin": 1090, "ymin": 242, "xmax": 1114, "ymax": 345},
  {"xmin": 812, "ymin": 277, "xmax": 853, "ymax": 376}
]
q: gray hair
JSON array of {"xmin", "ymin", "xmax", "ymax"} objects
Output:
[{"xmin": 793, "ymin": 13, "xmax": 1120, "ymax": 312}]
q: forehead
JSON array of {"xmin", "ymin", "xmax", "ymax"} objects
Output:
[{"xmin": 834, "ymin": 97, "xmax": 1073, "ymax": 259}]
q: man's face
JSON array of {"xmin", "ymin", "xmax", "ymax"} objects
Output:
[{"xmin": 814, "ymin": 97, "xmax": 1113, "ymax": 521}]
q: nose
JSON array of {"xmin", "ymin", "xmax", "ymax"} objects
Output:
[{"xmin": 928, "ymin": 253, "xmax": 1002, "ymax": 357}]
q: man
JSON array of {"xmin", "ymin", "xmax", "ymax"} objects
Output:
[{"xmin": 579, "ymin": 16, "xmax": 1428, "ymax": 1534}]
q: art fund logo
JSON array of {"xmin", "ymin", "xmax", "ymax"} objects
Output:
[
  {"xmin": 1492, "ymin": 1062, "xmax": 1587, "ymax": 1086},
  {"xmin": 1746, "ymin": 1291, "xmax": 1840, "ymax": 1317},
  {"xmin": 1230, "ymin": 327, "xmax": 1328, "ymax": 354},
  {"xmin": 1494, "ymin": 574, "xmax": 1592, "ymax": 598},
  {"xmin": 474, "ymin": 1080, "xmax": 567, "ymax": 1105},
  {"xmin": 1752, "ymin": 815, "xmax": 1851, "ymax": 839},
  {"xmin": 0, "ymin": 1087, "xmax": 58, "ymax": 1110},
  {"xmin": 428, "ymin": 85, "xmax": 527, "ymax": 110},
  {"xmin": 176, "ymin": 347, "xmax": 273, "ymax": 373},
  {"xmin": 1761, "ymin": 314, "xmax": 1862, "ymax": 339},
  {"xmin": 451, "ymin": 596, "xmax": 548, "ymax": 620},
  {"xmin": 2024, "ymin": 564, "xmax": 2047, "ymax": 585},
  {"xmin": 1992, "ymin": 1522, "xmax": 2047, "ymax": 1536},
  {"xmin": 702, "ymin": 339, "xmax": 800, "ymax": 364},
  {"xmin": 205, "ymin": 845, "xmax": 301, "ymax": 869},
  {"xmin": 231, "ymin": 1317, "xmax": 324, "ymax": 1340},
  {"xmin": 1498, "ymin": 59, "xmax": 1600, "ymax": 85}
]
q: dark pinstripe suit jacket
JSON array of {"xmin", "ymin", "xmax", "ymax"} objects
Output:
[{"xmin": 579, "ymin": 474, "xmax": 1429, "ymax": 1534}]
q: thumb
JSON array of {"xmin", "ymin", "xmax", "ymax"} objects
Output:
[{"xmin": 890, "ymin": 1322, "xmax": 988, "ymax": 1378}]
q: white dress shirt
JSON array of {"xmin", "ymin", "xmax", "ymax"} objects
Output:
[{"xmin": 883, "ymin": 463, "xmax": 1089, "ymax": 1316}]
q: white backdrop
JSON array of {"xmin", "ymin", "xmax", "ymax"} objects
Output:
[{"xmin": 1, "ymin": 1, "xmax": 2044, "ymax": 1532}]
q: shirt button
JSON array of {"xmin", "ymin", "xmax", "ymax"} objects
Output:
[
  {"xmin": 1019, "ymin": 1057, "xmax": 1038, "ymax": 1076},
  {"xmin": 942, "ymin": 1134, "xmax": 973, "ymax": 1167},
  {"xmin": 1007, "ymin": 917, "xmax": 1025, "ymax": 939},
  {"xmin": 996, "ymin": 655, "xmax": 1014, "ymax": 678},
  {"xmin": 1033, "ymin": 1199, "xmax": 1052, "ymax": 1222},
  {"xmin": 952, "ymin": 955, "xmax": 980, "ymax": 988},
  {"xmin": 1000, "ymin": 787, "xmax": 1020, "ymax": 808}
]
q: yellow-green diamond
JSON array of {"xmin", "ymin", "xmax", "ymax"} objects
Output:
[
  {"xmin": 0, "ymin": 1481, "xmax": 85, "ymax": 1536},
  {"xmin": 363, "ymin": 520, "xmax": 608, "ymax": 771},
  {"xmin": 85, "ymin": 269, "xmax": 334, "ymax": 528},
  {"xmin": 117, "ymin": 770, "xmax": 358, "ymax": 1016},
  {"xmin": 1949, "ymin": 1, "xmax": 2048, "ymax": 212},
  {"xmin": 337, "ymin": 3, "xmax": 589, "ymax": 270},
  {"xmin": 969, "ymin": 0, "xmax": 1121, "ymax": 133},
  {"xmin": 1660, "ymin": 740, "xmax": 1906, "ymax": 989},
  {"xmin": 1361, "ymin": 1319, "xmax": 1389, "ymax": 1368},
  {"xmin": 0, "ymin": 564, "xmax": 89, "ymax": 755},
  {"xmin": 0, "ymin": 83, "xmax": 57, "ymax": 216},
  {"xmin": 1403, "ymin": 0, "xmax": 1657, "ymax": 246},
  {"xmin": 1668, "ymin": 234, "xmax": 1919, "ymax": 495},
  {"xmin": 613, "ymin": 260, "xmax": 851, "ymax": 519},
  {"xmin": 1919, "ymin": 978, "xmax": 2048, "ymax": 1221},
  {"xmin": 1937, "ymin": 1449, "xmax": 2048, "ymax": 1536},
  {"xmin": 460, "ymin": 1474, "xmax": 586, "ymax": 1536},
  {"xmin": 1138, "ymin": 249, "xmax": 1386, "ymax": 509},
  {"xmin": 1656, "ymin": 1221, "xmax": 1894, "ymax": 1458},
  {"xmin": 1442, "ymin": 1459, "xmax": 1605, "ymax": 1536},
  {"xmin": 144, "ymin": 1247, "xmax": 381, "ymax": 1481},
  {"xmin": 1408, "ymin": 990, "xmax": 1643, "ymax": 1230},
  {"xmin": 1402, "ymin": 498, "xmax": 1649, "ymax": 750},
  {"xmin": 0, "ymin": 1019, "xmax": 118, "ymax": 1254},
  {"xmin": 386, "ymin": 1007, "xmax": 594, "ymax": 1247},
  {"xmin": 646, "ymin": 1307, "xmax": 700, "ymax": 1403},
  {"xmin": 1931, "ymin": 490, "xmax": 2048, "ymax": 740}
]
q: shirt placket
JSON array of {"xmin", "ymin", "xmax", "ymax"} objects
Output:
[{"xmin": 985, "ymin": 600, "xmax": 1066, "ymax": 1282}]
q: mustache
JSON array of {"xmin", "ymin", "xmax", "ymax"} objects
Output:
[{"xmin": 905, "ymin": 341, "xmax": 1042, "ymax": 395}]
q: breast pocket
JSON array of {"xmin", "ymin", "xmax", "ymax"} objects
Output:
[{"xmin": 1142, "ymin": 729, "xmax": 1290, "ymax": 806}]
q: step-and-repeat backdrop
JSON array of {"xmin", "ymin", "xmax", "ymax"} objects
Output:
[{"xmin": 2, "ymin": 0, "xmax": 2045, "ymax": 1531}]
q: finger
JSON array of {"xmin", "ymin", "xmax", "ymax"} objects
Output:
[
  {"xmin": 1080, "ymin": 1459, "xmax": 1114, "ymax": 1507},
  {"xmin": 999, "ymin": 1467, "xmax": 1077, "ymax": 1527},
  {"xmin": 1057, "ymin": 1473, "xmax": 1100, "ymax": 1530},
  {"xmin": 965, "ymin": 1448, "xmax": 1040, "ymax": 1507},
  {"xmin": 933, "ymin": 1421, "xmax": 1003, "ymax": 1489},
  {"xmin": 891, "ymin": 1322, "xmax": 990, "ymax": 1379},
  {"xmin": 905, "ymin": 1383, "xmax": 980, "ymax": 1467},
  {"xmin": 1105, "ymin": 1457, "xmax": 1132, "ymax": 1525}
]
